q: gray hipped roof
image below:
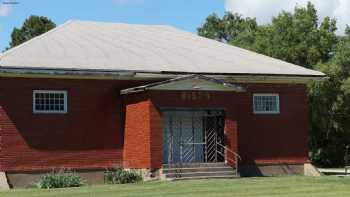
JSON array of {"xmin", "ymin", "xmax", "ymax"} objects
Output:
[{"xmin": 0, "ymin": 20, "xmax": 325, "ymax": 77}]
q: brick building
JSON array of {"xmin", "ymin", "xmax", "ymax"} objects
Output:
[{"xmin": 0, "ymin": 21, "xmax": 324, "ymax": 187}]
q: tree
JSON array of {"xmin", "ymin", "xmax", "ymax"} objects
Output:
[
  {"xmin": 8, "ymin": 15, "xmax": 56, "ymax": 48},
  {"xmin": 199, "ymin": 3, "xmax": 337, "ymax": 69},
  {"xmin": 308, "ymin": 62, "xmax": 344, "ymax": 166},
  {"xmin": 198, "ymin": 12, "xmax": 258, "ymax": 50},
  {"xmin": 198, "ymin": 2, "xmax": 349, "ymax": 167},
  {"xmin": 253, "ymin": 2, "xmax": 337, "ymax": 68},
  {"xmin": 308, "ymin": 31, "xmax": 350, "ymax": 167}
]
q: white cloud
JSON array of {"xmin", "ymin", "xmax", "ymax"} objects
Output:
[
  {"xmin": 112, "ymin": 0, "xmax": 144, "ymax": 5},
  {"xmin": 224, "ymin": 0, "xmax": 350, "ymax": 34},
  {"xmin": 0, "ymin": 4, "xmax": 14, "ymax": 16}
]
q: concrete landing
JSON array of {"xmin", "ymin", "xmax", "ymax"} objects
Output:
[
  {"xmin": 0, "ymin": 172, "xmax": 10, "ymax": 190},
  {"xmin": 304, "ymin": 163, "xmax": 322, "ymax": 176}
]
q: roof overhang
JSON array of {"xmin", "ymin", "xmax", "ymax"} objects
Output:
[
  {"xmin": 120, "ymin": 75, "xmax": 246, "ymax": 95},
  {"xmin": 0, "ymin": 67, "xmax": 327, "ymax": 83},
  {"xmin": 0, "ymin": 67, "xmax": 136, "ymax": 80}
]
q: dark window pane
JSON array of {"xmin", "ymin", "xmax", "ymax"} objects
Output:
[{"xmin": 34, "ymin": 92, "xmax": 66, "ymax": 112}]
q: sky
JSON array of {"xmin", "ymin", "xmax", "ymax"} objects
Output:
[
  {"xmin": 0, "ymin": 0, "xmax": 224, "ymax": 51},
  {"xmin": 225, "ymin": 0, "xmax": 350, "ymax": 35},
  {"xmin": 0, "ymin": 0, "xmax": 349, "ymax": 51}
]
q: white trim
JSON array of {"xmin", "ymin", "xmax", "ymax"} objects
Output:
[
  {"xmin": 33, "ymin": 90, "xmax": 68, "ymax": 114},
  {"xmin": 253, "ymin": 93, "xmax": 280, "ymax": 114}
]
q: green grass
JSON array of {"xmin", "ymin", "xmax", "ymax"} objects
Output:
[{"xmin": 2, "ymin": 176, "xmax": 350, "ymax": 197}]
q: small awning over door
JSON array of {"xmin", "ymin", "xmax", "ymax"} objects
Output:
[{"xmin": 120, "ymin": 75, "xmax": 245, "ymax": 95}]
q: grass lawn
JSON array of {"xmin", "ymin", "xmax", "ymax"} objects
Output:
[{"xmin": 2, "ymin": 176, "xmax": 350, "ymax": 197}]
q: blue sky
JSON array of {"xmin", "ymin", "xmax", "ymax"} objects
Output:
[
  {"xmin": 0, "ymin": 0, "xmax": 225, "ymax": 51},
  {"xmin": 1, "ymin": 0, "xmax": 348, "ymax": 51}
]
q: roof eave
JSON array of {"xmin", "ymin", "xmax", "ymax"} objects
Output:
[{"xmin": 0, "ymin": 66, "xmax": 327, "ymax": 83}]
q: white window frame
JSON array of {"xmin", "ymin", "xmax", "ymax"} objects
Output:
[
  {"xmin": 253, "ymin": 93, "xmax": 280, "ymax": 114},
  {"xmin": 33, "ymin": 90, "xmax": 68, "ymax": 114}
]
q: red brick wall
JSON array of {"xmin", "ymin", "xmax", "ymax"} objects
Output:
[
  {"xmin": 149, "ymin": 100, "xmax": 163, "ymax": 168},
  {"xmin": 0, "ymin": 77, "xmax": 147, "ymax": 172},
  {"xmin": 123, "ymin": 93, "xmax": 153, "ymax": 168},
  {"xmin": 122, "ymin": 93, "xmax": 164, "ymax": 169},
  {"xmin": 0, "ymin": 77, "xmax": 309, "ymax": 172},
  {"xmin": 236, "ymin": 84, "xmax": 309, "ymax": 165}
]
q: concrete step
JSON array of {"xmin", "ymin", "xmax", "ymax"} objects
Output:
[
  {"xmin": 162, "ymin": 162, "xmax": 227, "ymax": 168},
  {"xmin": 163, "ymin": 166, "xmax": 233, "ymax": 174},
  {"xmin": 162, "ymin": 162, "xmax": 239, "ymax": 181},
  {"xmin": 165, "ymin": 171, "xmax": 236, "ymax": 178},
  {"xmin": 170, "ymin": 175, "xmax": 239, "ymax": 181}
]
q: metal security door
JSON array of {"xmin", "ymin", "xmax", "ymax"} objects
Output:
[
  {"xmin": 181, "ymin": 115, "xmax": 204, "ymax": 163},
  {"xmin": 162, "ymin": 111, "xmax": 204, "ymax": 164},
  {"xmin": 162, "ymin": 110, "xmax": 224, "ymax": 165},
  {"xmin": 204, "ymin": 115, "xmax": 225, "ymax": 163}
]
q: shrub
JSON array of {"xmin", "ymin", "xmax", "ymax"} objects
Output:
[
  {"xmin": 104, "ymin": 168, "xmax": 143, "ymax": 184},
  {"xmin": 35, "ymin": 170, "xmax": 84, "ymax": 189}
]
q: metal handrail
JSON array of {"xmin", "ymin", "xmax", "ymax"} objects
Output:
[
  {"xmin": 216, "ymin": 142, "xmax": 241, "ymax": 176},
  {"xmin": 217, "ymin": 143, "xmax": 241, "ymax": 161}
]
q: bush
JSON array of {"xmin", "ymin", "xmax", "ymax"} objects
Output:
[
  {"xmin": 35, "ymin": 170, "xmax": 84, "ymax": 189},
  {"xmin": 105, "ymin": 168, "xmax": 143, "ymax": 184}
]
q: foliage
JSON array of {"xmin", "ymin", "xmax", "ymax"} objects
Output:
[
  {"xmin": 198, "ymin": 3, "xmax": 337, "ymax": 68},
  {"xmin": 308, "ymin": 28, "xmax": 350, "ymax": 167},
  {"xmin": 198, "ymin": 2, "xmax": 350, "ymax": 167},
  {"xmin": 253, "ymin": 3, "xmax": 337, "ymax": 68},
  {"xmin": 35, "ymin": 170, "xmax": 84, "ymax": 189},
  {"xmin": 308, "ymin": 63, "xmax": 344, "ymax": 166},
  {"xmin": 104, "ymin": 168, "xmax": 143, "ymax": 184},
  {"xmin": 197, "ymin": 12, "xmax": 258, "ymax": 50},
  {"xmin": 8, "ymin": 15, "xmax": 56, "ymax": 49}
]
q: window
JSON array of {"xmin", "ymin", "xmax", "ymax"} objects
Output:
[
  {"xmin": 253, "ymin": 94, "xmax": 280, "ymax": 114},
  {"xmin": 33, "ymin": 90, "xmax": 67, "ymax": 114}
]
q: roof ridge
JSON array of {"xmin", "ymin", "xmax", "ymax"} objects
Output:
[
  {"xmin": 0, "ymin": 20, "xmax": 75, "ymax": 63},
  {"xmin": 69, "ymin": 19, "xmax": 172, "ymax": 28}
]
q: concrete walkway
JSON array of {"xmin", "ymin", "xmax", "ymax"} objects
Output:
[{"xmin": 318, "ymin": 168, "xmax": 350, "ymax": 176}]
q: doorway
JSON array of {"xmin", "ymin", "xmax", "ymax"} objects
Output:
[{"xmin": 162, "ymin": 109, "xmax": 225, "ymax": 164}]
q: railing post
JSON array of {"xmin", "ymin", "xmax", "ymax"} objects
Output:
[
  {"xmin": 235, "ymin": 155, "xmax": 238, "ymax": 175},
  {"xmin": 205, "ymin": 127, "xmax": 208, "ymax": 163},
  {"xmin": 215, "ymin": 132, "xmax": 218, "ymax": 162},
  {"xmin": 346, "ymin": 145, "xmax": 349, "ymax": 175},
  {"xmin": 180, "ymin": 143, "xmax": 183, "ymax": 164}
]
